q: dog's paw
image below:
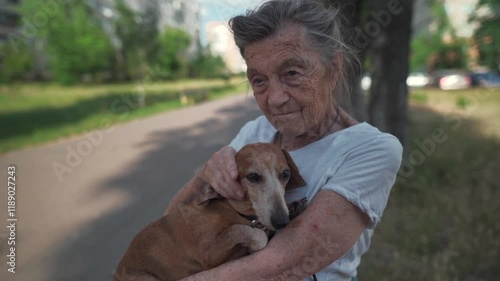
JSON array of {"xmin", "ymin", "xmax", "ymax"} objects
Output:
[{"xmin": 249, "ymin": 229, "xmax": 268, "ymax": 253}]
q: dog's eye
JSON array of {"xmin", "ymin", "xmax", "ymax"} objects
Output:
[
  {"xmin": 246, "ymin": 173, "xmax": 261, "ymax": 183},
  {"xmin": 281, "ymin": 169, "xmax": 291, "ymax": 180}
]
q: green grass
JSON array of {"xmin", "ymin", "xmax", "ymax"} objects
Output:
[
  {"xmin": 410, "ymin": 92, "xmax": 429, "ymax": 104},
  {"xmin": 0, "ymin": 78, "xmax": 249, "ymax": 154},
  {"xmin": 359, "ymin": 87, "xmax": 500, "ymax": 281}
]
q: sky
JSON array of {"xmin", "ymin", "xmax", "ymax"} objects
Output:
[{"xmin": 197, "ymin": 0, "xmax": 260, "ymax": 45}]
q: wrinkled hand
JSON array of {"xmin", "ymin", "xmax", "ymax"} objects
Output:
[{"xmin": 199, "ymin": 146, "xmax": 245, "ymax": 201}]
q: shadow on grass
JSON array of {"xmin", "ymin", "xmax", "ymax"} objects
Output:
[
  {"xmin": 0, "ymin": 85, "xmax": 235, "ymax": 143},
  {"xmin": 359, "ymin": 105, "xmax": 500, "ymax": 280}
]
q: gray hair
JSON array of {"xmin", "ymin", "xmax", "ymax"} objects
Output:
[{"xmin": 229, "ymin": 0, "xmax": 360, "ymax": 106}]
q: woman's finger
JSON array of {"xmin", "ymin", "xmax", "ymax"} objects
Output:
[{"xmin": 204, "ymin": 146, "xmax": 245, "ymax": 201}]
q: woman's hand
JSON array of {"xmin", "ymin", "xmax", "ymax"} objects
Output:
[{"xmin": 199, "ymin": 146, "xmax": 245, "ymax": 201}]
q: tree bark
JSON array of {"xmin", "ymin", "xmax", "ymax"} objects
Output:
[
  {"xmin": 322, "ymin": 0, "xmax": 412, "ymax": 149},
  {"xmin": 367, "ymin": 0, "xmax": 413, "ymax": 150}
]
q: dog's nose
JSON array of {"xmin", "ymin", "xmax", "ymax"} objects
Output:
[{"xmin": 271, "ymin": 214, "xmax": 290, "ymax": 230}]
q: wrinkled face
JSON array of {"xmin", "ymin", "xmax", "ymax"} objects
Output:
[
  {"xmin": 235, "ymin": 144, "xmax": 293, "ymax": 230},
  {"xmin": 244, "ymin": 22, "xmax": 339, "ymax": 137}
]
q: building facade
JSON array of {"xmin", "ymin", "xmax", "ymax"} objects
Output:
[
  {"xmin": 0, "ymin": 0, "xmax": 20, "ymax": 44},
  {"xmin": 206, "ymin": 21, "xmax": 246, "ymax": 74}
]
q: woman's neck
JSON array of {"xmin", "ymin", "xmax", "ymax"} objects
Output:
[{"xmin": 276, "ymin": 104, "xmax": 346, "ymax": 151}]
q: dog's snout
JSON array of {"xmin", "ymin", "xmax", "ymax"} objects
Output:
[{"xmin": 271, "ymin": 213, "xmax": 290, "ymax": 230}]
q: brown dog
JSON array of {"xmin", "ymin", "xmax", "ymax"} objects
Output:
[{"xmin": 113, "ymin": 143, "xmax": 306, "ymax": 281}]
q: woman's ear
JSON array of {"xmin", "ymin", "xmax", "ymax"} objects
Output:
[
  {"xmin": 281, "ymin": 149, "xmax": 306, "ymax": 190},
  {"xmin": 329, "ymin": 53, "xmax": 343, "ymax": 89}
]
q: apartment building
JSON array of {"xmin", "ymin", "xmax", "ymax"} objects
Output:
[
  {"xmin": 206, "ymin": 21, "xmax": 246, "ymax": 74},
  {"xmin": 0, "ymin": 0, "xmax": 20, "ymax": 44}
]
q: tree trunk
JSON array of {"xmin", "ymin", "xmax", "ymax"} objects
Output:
[
  {"xmin": 322, "ymin": 0, "xmax": 412, "ymax": 148},
  {"xmin": 367, "ymin": 0, "xmax": 413, "ymax": 150}
]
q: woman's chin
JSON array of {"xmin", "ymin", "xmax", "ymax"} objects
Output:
[{"xmin": 276, "ymin": 125, "xmax": 306, "ymax": 137}]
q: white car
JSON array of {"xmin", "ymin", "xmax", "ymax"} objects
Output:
[
  {"xmin": 361, "ymin": 72, "xmax": 432, "ymax": 91},
  {"xmin": 433, "ymin": 70, "xmax": 471, "ymax": 90},
  {"xmin": 407, "ymin": 72, "xmax": 432, "ymax": 88}
]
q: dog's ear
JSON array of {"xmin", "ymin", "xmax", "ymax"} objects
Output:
[
  {"xmin": 197, "ymin": 184, "xmax": 223, "ymax": 206},
  {"xmin": 205, "ymin": 185, "xmax": 223, "ymax": 200},
  {"xmin": 282, "ymin": 149, "xmax": 306, "ymax": 190}
]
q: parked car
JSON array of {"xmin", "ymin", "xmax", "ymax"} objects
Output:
[
  {"xmin": 432, "ymin": 70, "xmax": 471, "ymax": 90},
  {"xmin": 407, "ymin": 72, "xmax": 433, "ymax": 88},
  {"xmin": 470, "ymin": 71, "xmax": 500, "ymax": 88}
]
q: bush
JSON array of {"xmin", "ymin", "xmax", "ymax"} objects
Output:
[
  {"xmin": 19, "ymin": 0, "xmax": 114, "ymax": 85},
  {"xmin": 0, "ymin": 42, "xmax": 34, "ymax": 83},
  {"xmin": 153, "ymin": 27, "xmax": 191, "ymax": 79},
  {"xmin": 189, "ymin": 47, "xmax": 228, "ymax": 79}
]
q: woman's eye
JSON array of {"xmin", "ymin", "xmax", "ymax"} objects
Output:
[
  {"xmin": 246, "ymin": 173, "xmax": 261, "ymax": 183},
  {"xmin": 283, "ymin": 69, "xmax": 303, "ymax": 85},
  {"xmin": 253, "ymin": 79, "xmax": 263, "ymax": 85},
  {"xmin": 251, "ymin": 77, "xmax": 266, "ymax": 87}
]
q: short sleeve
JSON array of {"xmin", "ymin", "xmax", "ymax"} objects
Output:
[
  {"xmin": 229, "ymin": 116, "xmax": 275, "ymax": 151},
  {"xmin": 229, "ymin": 121, "xmax": 255, "ymax": 151},
  {"xmin": 322, "ymin": 135, "xmax": 403, "ymax": 229}
]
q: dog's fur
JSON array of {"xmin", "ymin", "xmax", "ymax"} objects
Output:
[{"xmin": 113, "ymin": 143, "xmax": 306, "ymax": 281}]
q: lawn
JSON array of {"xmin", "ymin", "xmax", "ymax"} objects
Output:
[
  {"xmin": 359, "ymin": 87, "xmax": 500, "ymax": 281},
  {"xmin": 0, "ymin": 78, "xmax": 249, "ymax": 154}
]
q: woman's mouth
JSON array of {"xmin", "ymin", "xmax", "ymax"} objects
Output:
[{"xmin": 274, "ymin": 110, "xmax": 301, "ymax": 116}]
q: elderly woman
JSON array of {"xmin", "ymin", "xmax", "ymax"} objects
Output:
[{"xmin": 182, "ymin": 0, "xmax": 402, "ymax": 280}]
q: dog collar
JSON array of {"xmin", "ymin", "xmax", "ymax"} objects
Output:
[
  {"xmin": 250, "ymin": 219, "xmax": 267, "ymax": 230},
  {"xmin": 236, "ymin": 213, "xmax": 267, "ymax": 230}
]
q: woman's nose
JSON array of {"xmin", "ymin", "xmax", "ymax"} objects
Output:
[{"xmin": 267, "ymin": 80, "xmax": 289, "ymax": 107}]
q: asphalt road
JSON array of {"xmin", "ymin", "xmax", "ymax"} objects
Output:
[{"xmin": 0, "ymin": 93, "xmax": 261, "ymax": 281}]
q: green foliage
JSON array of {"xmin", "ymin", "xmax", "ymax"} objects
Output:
[
  {"xmin": 9, "ymin": 0, "xmax": 226, "ymax": 84},
  {"xmin": 113, "ymin": 0, "xmax": 160, "ymax": 80},
  {"xmin": 189, "ymin": 46, "xmax": 228, "ymax": 79},
  {"xmin": 474, "ymin": 19, "xmax": 500, "ymax": 71},
  {"xmin": 154, "ymin": 27, "xmax": 191, "ymax": 79},
  {"xmin": 470, "ymin": 0, "xmax": 500, "ymax": 71},
  {"xmin": 0, "ymin": 42, "xmax": 34, "ymax": 83},
  {"xmin": 430, "ymin": 0, "xmax": 456, "ymax": 37},
  {"xmin": 411, "ymin": 32, "xmax": 435, "ymax": 71},
  {"xmin": 412, "ymin": 34, "xmax": 467, "ymax": 72},
  {"xmin": 410, "ymin": 1, "xmax": 467, "ymax": 71},
  {"xmin": 432, "ymin": 39, "xmax": 468, "ymax": 70},
  {"xmin": 19, "ymin": 0, "xmax": 114, "ymax": 85}
]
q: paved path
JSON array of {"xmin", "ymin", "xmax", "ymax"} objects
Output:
[{"xmin": 0, "ymin": 94, "xmax": 261, "ymax": 281}]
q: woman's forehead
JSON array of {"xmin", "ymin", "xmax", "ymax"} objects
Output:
[
  {"xmin": 245, "ymin": 39, "xmax": 303, "ymax": 60},
  {"xmin": 244, "ymin": 22, "xmax": 308, "ymax": 57},
  {"xmin": 244, "ymin": 28, "xmax": 321, "ymax": 72}
]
